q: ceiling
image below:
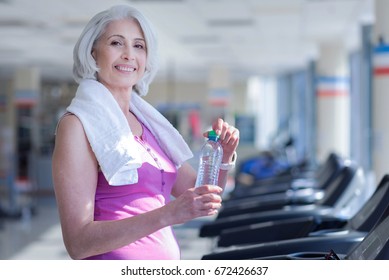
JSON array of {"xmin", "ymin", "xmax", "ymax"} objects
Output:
[{"xmin": 0, "ymin": 0, "xmax": 374, "ymax": 83}]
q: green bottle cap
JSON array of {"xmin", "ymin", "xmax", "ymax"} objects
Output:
[{"xmin": 208, "ymin": 130, "xmax": 219, "ymax": 141}]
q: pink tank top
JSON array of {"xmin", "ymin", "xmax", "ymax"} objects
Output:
[{"xmin": 84, "ymin": 123, "xmax": 180, "ymax": 260}]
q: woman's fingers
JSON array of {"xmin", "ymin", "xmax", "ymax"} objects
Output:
[
  {"xmin": 192, "ymin": 185, "xmax": 223, "ymax": 214},
  {"xmin": 194, "ymin": 185, "xmax": 223, "ymax": 195},
  {"xmin": 221, "ymin": 126, "xmax": 239, "ymax": 145}
]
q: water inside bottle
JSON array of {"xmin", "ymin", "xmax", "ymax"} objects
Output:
[{"xmin": 195, "ymin": 155, "xmax": 220, "ymax": 186}]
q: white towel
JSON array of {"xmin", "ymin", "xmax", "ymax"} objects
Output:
[{"xmin": 66, "ymin": 79, "xmax": 193, "ymax": 186}]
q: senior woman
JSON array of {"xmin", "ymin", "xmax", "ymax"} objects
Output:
[{"xmin": 52, "ymin": 5, "xmax": 239, "ymax": 260}]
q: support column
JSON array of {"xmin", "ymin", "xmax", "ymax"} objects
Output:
[
  {"xmin": 208, "ymin": 64, "xmax": 231, "ymax": 108},
  {"xmin": 0, "ymin": 78, "xmax": 16, "ymax": 211},
  {"xmin": 316, "ymin": 43, "xmax": 350, "ymax": 161},
  {"xmin": 206, "ymin": 64, "xmax": 232, "ymax": 125},
  {"xmin": 13, "ymin": 67, "xmax": 40, "ymax": 180},
  {"xmin": 371, "ymin": 0, "xmax": 389, "ymax": 181}
]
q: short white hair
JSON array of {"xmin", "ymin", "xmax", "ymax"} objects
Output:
[{"xmin": 73, "ymin": 5, "xmax": 158, "ymax": 96}]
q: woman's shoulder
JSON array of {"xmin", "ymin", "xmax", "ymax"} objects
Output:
[
  {"xmin": 55, "ymin": 112, "xmax": 85, "ymax": 138},
  {"xmin": 54, "ymin": 112, "xmax": 96, "ymax": 163}
]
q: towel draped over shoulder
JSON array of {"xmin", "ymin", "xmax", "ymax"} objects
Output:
[{"xmin": 66, "ymin": 79, "xmax": 193, "ymax": 186}]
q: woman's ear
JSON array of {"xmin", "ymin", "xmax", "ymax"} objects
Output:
[{"xmin": 91, "ymin": 49, "xmax": 96, "ymax": 60}]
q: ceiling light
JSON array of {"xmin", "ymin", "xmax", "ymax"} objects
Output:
[
  {"xmin": 207, "ymin": 19, "xmax": 254, "ymax": 27},
  {"xmin": 128, "ymin": 0, "xmax": 184, "ymax": 2}
]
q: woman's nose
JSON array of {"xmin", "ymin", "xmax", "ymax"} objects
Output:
[{"xmin": 121, "ymin": 46, "xmax": 134, "ymax": 60}]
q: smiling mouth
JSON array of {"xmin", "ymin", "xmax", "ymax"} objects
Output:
[{"xmin": 115, "ymin": 65, "xmax": 136, "ymax": 72}]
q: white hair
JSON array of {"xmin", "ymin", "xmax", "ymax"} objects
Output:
[{"xmin": 73, "ymin": 5, "xmax": 158, "ymax": 96}]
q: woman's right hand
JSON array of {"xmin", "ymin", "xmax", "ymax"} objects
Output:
[{"xmin": 163, "ymin": 185, "xmax": 223, "ymax": 225}]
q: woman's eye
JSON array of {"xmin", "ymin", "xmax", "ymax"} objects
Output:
[
  {"xmin": 134, "ymin": 43, "xmax": 144, "ymax": 49},
  {"xmin": 111, "ymin": 40, "xmax": 122, "ymax": 46}
]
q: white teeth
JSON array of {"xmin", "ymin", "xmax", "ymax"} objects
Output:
[{"xmin": 116, "ymin": 66, "xmax": 135, "ymax": 72}]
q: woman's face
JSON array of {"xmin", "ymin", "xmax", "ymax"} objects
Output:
[{"xmin": 92, "ymin": 18, "xmax": 147, "ymax": 93}]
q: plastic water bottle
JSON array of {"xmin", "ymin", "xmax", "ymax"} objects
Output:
[{"xmin": 195, "ymin": 130, "xmax": 223, "ymax": 187}]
